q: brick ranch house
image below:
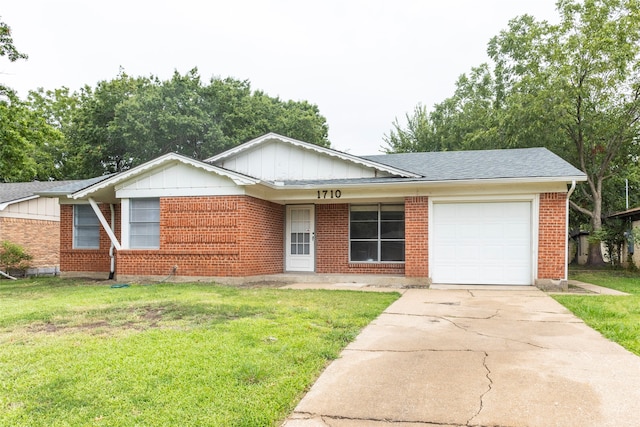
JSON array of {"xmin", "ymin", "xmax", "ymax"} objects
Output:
[
  {"xmin": 0, "ymin": 181, "xmax": 81, "ymax": 275},
  {"xmin": 40, "ymin": 133, "xmax": 586, "ymax": 289}
]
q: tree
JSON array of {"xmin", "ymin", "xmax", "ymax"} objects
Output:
[
  {"xmin": 64, "ymin": 70, "xmax": 330, "ymax": 177},
  {"xmin": 0, "ymin": 17, "xmax": 28, "ymax": 94},
  {"xmin": 385, "ymin": 0, "xmax": 640, "ymax": 265}
]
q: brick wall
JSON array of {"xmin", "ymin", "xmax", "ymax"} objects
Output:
[
  {"xmin": 405, "ymin": 196, "xmax": 429, "ymax": 277},
  {"xmin": 315, "ymin": 203, "xmax": 405, "ymax": 275},
  {"xmin": 538, "ymin": 192, "xmax": 567, "ymax": 279},
  {"xmin": 0, "ymin": 217, "xmax": 60, "ymax": 268},
  {"xmin": 116, "ymin": 196, "xmax": 284, "ymax": 277},
  {"xmin": 60, "ymin": 203, "xmax": 119, "ymax": 273}
]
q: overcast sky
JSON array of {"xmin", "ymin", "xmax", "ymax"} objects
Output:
[{"xmin": 2, "ymin": 0, "xmax": 559, "ymax": 155}]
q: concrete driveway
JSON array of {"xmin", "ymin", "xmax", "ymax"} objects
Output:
[{"xmin": 282, "ymin": 286, "xmax": 640, "ymax": 427}]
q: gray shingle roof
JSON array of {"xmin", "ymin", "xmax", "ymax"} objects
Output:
[
  {"xmin": 0, "ymin": 181, "xmax": 79, "ymax": 205},
  {"xmin": 362, "ymin": 147, "xmax": 585, "ymax": 181},
  {"xmin": 35, "ymin": 175, "xmax": 116, "ymax": 197},
  {"xmin": 0, "ymin": 176, "xmax": 115, "ymax": 206}
]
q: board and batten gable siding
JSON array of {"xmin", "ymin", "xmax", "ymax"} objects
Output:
[
  {"xmin": 214, "ymin": 139, "xmax": 389, "ymax": 181},
  {"xmin": 0, "ymin": 196, "xmax": 60, "ymax": 221},
  {"xmin": 115, "ymin": 162, "xmax": 246, "ymax": 198}
]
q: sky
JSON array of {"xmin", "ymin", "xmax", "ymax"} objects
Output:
[{"xmin": 2, "ymin": 0, "xmax": 559, "ymax": 155}]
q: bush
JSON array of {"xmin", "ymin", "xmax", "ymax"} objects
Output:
[{"xmin": 0, "ymin": 240, "xmax": 33, "ymax": 276}]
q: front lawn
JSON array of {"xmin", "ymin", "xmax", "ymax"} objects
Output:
[
  {"xmin": 0, "ymin": 278, "xmax": 399, "ymax": 427},
  {"xmin": 553, "ymin": 270, "xmax": 640, "ymax": 356}
]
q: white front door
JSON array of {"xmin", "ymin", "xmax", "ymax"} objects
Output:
[{"xmin": 286, "ymin": 205, "xmax": 315, "ymax": 272}]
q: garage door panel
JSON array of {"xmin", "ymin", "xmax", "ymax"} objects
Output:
[{"xmin": 432, "ymin": 201, "xmax": 532, "ymax": 285}]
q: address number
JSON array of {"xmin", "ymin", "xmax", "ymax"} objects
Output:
[{"xmin": 317, "ymin": 189, "xmax": 342, "ymax": 199}]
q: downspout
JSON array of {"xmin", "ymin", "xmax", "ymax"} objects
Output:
[
  {"xmin": 109, "ymin": 204, "xmax": 116, "ymax": 280},
  {"xmin": 565, "ymin": 180, "xmax": 577, "ymax": 281}
]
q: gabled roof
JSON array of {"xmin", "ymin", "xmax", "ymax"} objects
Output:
[
  {"xmin": 68, "ymin": 152, "xmax": 259, "ymax": 200},
  {"xmin": 205, "ymin": 133, "xmax": 420, "ymax": 178},
  {"xmin": 0, "ymin": 180, "xmax": 82, "ymax": 210},
  {"xmin": 362, "ymin": 147, "xmax": 586, "ymax": 182}
]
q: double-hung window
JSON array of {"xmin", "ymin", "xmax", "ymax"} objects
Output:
[
  {"xmin": 350, "ymin": 204, "xmax": 405, "ymax": 262},
  {"xmin": 130, "ymin": 198, "xmax": 160, "ymax": 249},
  {"xmin": 73, "ymin": 204, "xmax": 100, "ymax": 249}
]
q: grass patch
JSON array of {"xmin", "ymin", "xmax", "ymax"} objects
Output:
[
  {"xmin": 553, "ymin": 270, "xmax": 640, "ymax": 356},
  {"xmin": 0, "ymin": 277, "xmax": 399, "ymax": 426}
]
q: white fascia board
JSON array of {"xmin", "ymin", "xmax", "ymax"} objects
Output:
[
  {"xmin": 0, "ymin": 195, "xmax": 39, "ymax": 211},
  {"xmin": 258, "ymin": 175, "xmax": 588, "ymax": 191},
  {"xmin": 72, "ymin": 153, "xmax": 258, "ymax": 200},
  {"xmin": 205, "ymin": 133, "xmax": 420, "ymax": 179}
]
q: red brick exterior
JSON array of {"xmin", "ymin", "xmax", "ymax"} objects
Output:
[
  {"xmin": 60, "ymin": 203, "xmax": 120, "ymax": 273},
  {"xmin": 0, "ymin": 217, "xmax": 60, "ymax": 268},
  {"xmin": 537, "ymin": 192, "xmax": 567, "ymax": 280},
  {"xmin": 116, "ymin": 196, "xmax": 284, "ymax": 277},
  {"xmin": 59, "ymin": 192, "xmax": 569, "ymax": 282},
  {"xmin": 404, "ymin": 196, "xmax": 429, "ymax": 277},
  {"xmin": 315, "ymin": 204, "xmax": 405, "ymax": 275}
]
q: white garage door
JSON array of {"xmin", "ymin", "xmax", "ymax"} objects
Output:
[{"xmin": 431, "ymin": 201, "xmax": 532, "ymax": 285}]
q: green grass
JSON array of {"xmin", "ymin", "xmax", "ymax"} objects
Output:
[
  {"xmin": 553, "ymin": 270, "xmax": 640, "ymax": 356},
  {"xmin": 0, "ymin": 278, "xmax": 399, "ymax": 427}
]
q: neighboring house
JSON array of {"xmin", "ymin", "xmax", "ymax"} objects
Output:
[
  {"xmin": 40, "ymin": 133, "xmax": 587, "ymax": 288},
  {"xmin": 0, "ymin": 181, "xmax": 77, "ymax": 275},
  {"xmin": 607, "ymin": 207, "xmax": 640, "ymax": 268}
]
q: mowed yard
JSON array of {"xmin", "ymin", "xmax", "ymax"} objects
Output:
[
  {"xmin": 555, "ymin": 270, "xmax": 640, "ymax": 356},
  {"xmin": 0, "ymin": 278, "xmax": 399, "ymax": 427}
]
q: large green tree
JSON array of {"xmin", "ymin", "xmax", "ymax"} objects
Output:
[
  {"xmin": 62, "ymin": 69, "xmax": 330, "ymax": 178},
  {"xmin": 385, "ymin": 0, "xmax": 640, "ymax": 264}
]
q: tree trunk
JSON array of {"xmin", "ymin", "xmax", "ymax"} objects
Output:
[
  {"xmin": 587, "ymin": 190, "xmax": 606, "ymax": 266},
  {"xmin": 587, "ymin": 240, "xmax": 606, "ymax": 266}
]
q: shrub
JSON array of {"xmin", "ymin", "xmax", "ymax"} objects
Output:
[{"xmin": 0, "ymin": 240, "xmax": 33, "ymax": 276}]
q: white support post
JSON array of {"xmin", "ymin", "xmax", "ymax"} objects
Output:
[{"xmin": 88, "ymin": 197, "xmax": 122, "ymax": 251}]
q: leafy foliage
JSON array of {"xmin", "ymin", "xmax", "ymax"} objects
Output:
[
  {"xmin": 50, "ymin": 69, "xmax": 330, "ymax": 178},
  {"xmin": 0, "ymin": 240, "xmax": 32, "ymax": 274},
  {"xmin": 0, "ymin": 18, "xmax": 27, "ymax": 64}
]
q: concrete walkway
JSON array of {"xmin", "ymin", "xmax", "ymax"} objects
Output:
[{"xmin": 282, "ymin": 286, "xmax": 640, "ymax": 427}]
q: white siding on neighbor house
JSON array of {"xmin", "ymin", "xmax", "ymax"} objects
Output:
[
  {"xmin": 115, "ymin": 163, "xmax": 245, "ymax": 198},
  {"xmin": 0, "ymin": 197, "xmax": 60, "ymax": 221},
  {"xmin": 216, "ymin": 139, "xmax": 385, "ymax": 181}
]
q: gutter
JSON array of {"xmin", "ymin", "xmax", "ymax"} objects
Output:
[{"xmin": 565, "ymin": 180, "xmax": 577, "ymax": 281}]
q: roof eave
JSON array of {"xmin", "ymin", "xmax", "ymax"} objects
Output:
[
  {"xmin": 263, "ymin": 175, "xmax": 588, "ymax": 190},
  {"xmin": 205, "ymin": 133, "xmax": 420, "ymax": 179},
  {"xmin": 71, "ymin": 153, "xmax": 259, "ymax": 200},
  {"xmin": 0, "ymin": 195, "xmax": 39, "ymax": 210}
]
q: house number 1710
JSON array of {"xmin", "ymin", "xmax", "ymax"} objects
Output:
[{"xmin": 317, "ymin": 190, "xmax": 342, "ymax": 199}]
